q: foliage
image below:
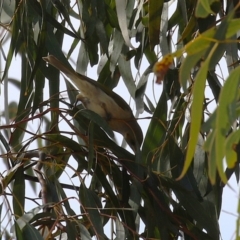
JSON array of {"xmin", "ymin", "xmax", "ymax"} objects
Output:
[{"xmin": 0, "ymin": 0, "xmax": 240, "ymax": 239}]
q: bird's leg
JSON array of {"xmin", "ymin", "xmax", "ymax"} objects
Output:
[
  {"xmin": 75, "ymin": 93, "xmax": 89, "ymax": 108},
  {"xmin": 76, "ymin": 94, "xmax": 112, "ymax": 121}
]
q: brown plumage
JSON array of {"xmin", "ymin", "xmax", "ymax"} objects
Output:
[{"xmin": 43, "ymin": 55, "xmax": 143, "ymax": 152}]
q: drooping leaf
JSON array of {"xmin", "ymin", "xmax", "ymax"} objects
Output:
[
  {"xmin": 195, "ymin": 0, "xmax": 220, "ymax": 18},
  {"xmin": 178, "ymin": 43, "xmax": 219, "ymax": 180},
  {"xmin": 79, "ymin": 184, "xmax": 104, "ymax": 237},
  {"xmin": 148, "ymin": 0, "xmax": 164, "ymax": 49},
  {"xmin": 215, "ymin": 66, "xmax": 240, "ymax": 182},
  {"xmin": 142, "ymin": 87, "xmax": 167, "ymax": 167},
  {"xmin": 115, "ymin": 0, "xmax": 134, "ymax": 49}
]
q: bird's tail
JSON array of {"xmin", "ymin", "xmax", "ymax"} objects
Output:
[{"xmin": 43, "ymin": 55, "xmax": 76, "ymax": 79}]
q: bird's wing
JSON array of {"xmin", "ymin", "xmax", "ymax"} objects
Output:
[{"xmin": 43, "ymin": 55, "xmax": 133, "ymax": 113}]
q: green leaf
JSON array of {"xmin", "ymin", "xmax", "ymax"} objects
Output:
[
  {"xmin": 15, "ymin": 205, "xmax": 47, "ymax": 230},
  {"xmin": 79, "ymin": 109, "xmax": 114, "ymax": 139},
  {"xmin": 55, "ymin": 180, "xmax": 76, "ymax": 216},
  {"xmin": 0, "ymin": 163, "xmax": 22, "ymax": 193},
  {"xmin": 106, "ymin": 4, "xmax": 119, "ymax": 28},
  {"xmin": 28, "ymin": 0, "xmax": 79, "ymax": 39},
  {"xmin": 2, "ymin": 0, "xmax": 15, "ymax": 18},
  {"xmin": 195, "ymin": 0, "xmax": 219, "ymax": 18},
  {"xmin": 51, "ymin": 0, "xmax": 78, "ymax": 35},
  {"xmin": 110, "ymin": 29, "xmax": 124, "ymax": 73},
  {"xmin": 13, "ymin": 165, "xmax": 25, "ymax": 219},
  {"xmin": 2, "ymin": 5, "xmax": 20, "ymax": 81},
  {"xmin": 75, "ymin": 42, "xmax": 89, "ymax": 74},
  {"xmin": 14, "ymin": 220, "xmax": 24, "ymax": 240},
  {"xmin": 185, "ymin": 27, "xmax": 216, "ymax": 55},
  {"xmin": 180, "ymin": 51, "xmax": 205, "ymax": 92},
  {"xmin": 95, "ymin": 19, "xmax": 109, "ymax": 56},
  {"xmin": 207, "ymin": 70, "xmax": 222, "ymax": 101},
  {"xmin": 135, "ymin": 70, "xmax": 150, "ymax": 114},
  {"xmin": 44, "ymin": 134, "xmax": 85, "ymax": 153},
  {"xmin": 204, "ymin": 131, "xmax": 217, "ymax": 183},
  {"xmin": 178, "ymin": 43, "xmax": 219, "ymax": 180},
  {"xmin": 215, "ymin": 66, "xmax": 240, "ymax": 182},
  {"xmin": 115, "ymin": 219, "xmax": 125, "ymax": 239},
  {"xmin": 22, "ymin": 223, "xmax": 43, "ymax": 240},
  {"xmin": 66, "ymin": 220, "xmax": 78, "ymax": 240},
  {"xmin": 226, "ymin": 19, "xmax": 240, "ymax": 38},
  {"xmin": 225, "ymin": 129, "xmax": 240, "ymax": 168},
  {"xmin": 9, "ymin": 55, "xmax": 33, "ymax": 151},
  {"xmin": 148, "ymin": 0, "xmax": 163, "ymax": 49},
  {"xmin": 237, "ymin": 196, "xmax": 240, "ymax": 239},
  {"xmin": 173, "ymin": 189, "xmax": 219, "ymax": 239},
  {"xmin": 118, "ymin": 54, "xmax": 136, "ymax": 99},
  {"xmin": 115, "ymin": 0, "xmax": 134, "ymax": 48},
  {"xmin": 0, "ymin": 131, "xmax": 14, "ymax": 164},
  {"xmin": 79, "ymin": 185, "xmax": 104, "ymax": 237},
  {"xmin": 142, "ymin": 88, "xmax": 167, "ymax": 166},
  {"xmin": 77, "ymin": 223, "xmax": 92, "ymax": 239},
  {"xmin": 180, "ymin": 14, "xmax": 196, "ymax": 42},
  {"xmin": 87, "ymin": 121, "xmax": 95, "ymax": 174}
]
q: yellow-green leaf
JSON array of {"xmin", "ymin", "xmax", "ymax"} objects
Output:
[
  {"xmin": 185, "ymin": 28, "xmax": 216, "ymax": 55},
  {"xmin": 148, "ymin": 0, "xmax": 163, "ymax": 49},
  {"xmin": 215, "ymin": 66, "xmax": 240, "ymax": 181},
  {"xmin": 226, "ymin": 19, "xmax": 240, "ymax": 38},
  {"xmin": 177, "ymin": 43, "xmax": 219, "ymax": 180},
  {"xmin": 225, "ymin": 129, "xmax": 240, "ymax": 169},
  {"xmin": 195, "ymin": 0, "xmax": 219, "ymax": 18},
  {"xmin": 205, "ymin": 131, "xmax": 217, "ymax": 183}
]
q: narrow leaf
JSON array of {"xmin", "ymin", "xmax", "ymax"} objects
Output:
[
  {"xmin": 178, "ymin": 43, "xmax": 219, "ymax": 180},
  {"xmin": 215, "ymin": 66, "xmax": 240, "ymax": 182},
  {"xmin": 148, "ymin": 0, "xmax": 163, "ymax": 49},
  {"xmin": 115, "ymin": 0, "xmax": 134, "ymax": 48}
]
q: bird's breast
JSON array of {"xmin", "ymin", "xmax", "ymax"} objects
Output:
[{"xmin": 78, "ymin": 80, "xmax": 132, "ymax": 120}]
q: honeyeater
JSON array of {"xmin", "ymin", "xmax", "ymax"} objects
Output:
[{"xmin": 43, "ymin": 55, "xmax": 143, "ymax": 152}]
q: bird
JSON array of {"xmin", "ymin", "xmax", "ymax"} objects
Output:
[{"xmin": 43, "ymin": 55, "xmax": 143, "ymax": 152}]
